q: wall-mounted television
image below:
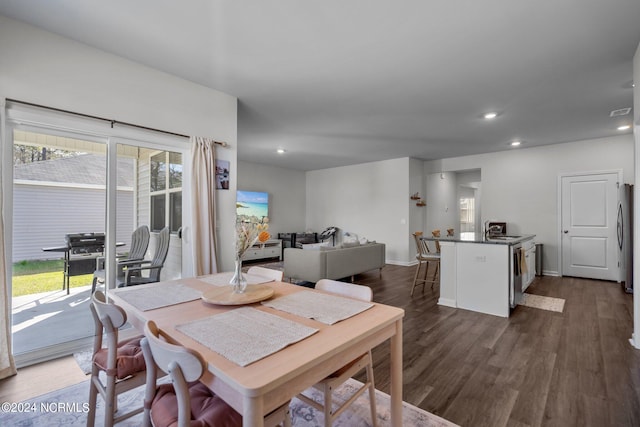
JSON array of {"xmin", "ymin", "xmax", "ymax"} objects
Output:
[{"xmin": 236, "ymin": 190, "xmax": 269, "ymax": 222}]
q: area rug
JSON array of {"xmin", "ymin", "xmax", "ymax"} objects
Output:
[
  {"xmin": 73, "ymin": 350, "xmax": 93, "ymax": 375},
  {"xmin": 519, "ymin": 293, "xmax": 565, "ymax": 313},
  {"xmin": 0, "ymin": 378, "xmax": 458, "ymax": 427}
]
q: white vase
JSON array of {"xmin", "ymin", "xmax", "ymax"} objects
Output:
[{"xmin": 229, "ymin": 256, "xmax": 247, "ymax": 293}]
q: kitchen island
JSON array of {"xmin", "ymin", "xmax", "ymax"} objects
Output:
[{"xmin": 422, "ymin": 233, "xmax": 535, "ymax": 317}]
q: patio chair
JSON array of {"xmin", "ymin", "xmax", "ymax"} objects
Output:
[
  {"xmin": 141, "ymin": 320, "xmax": 291, "ymax": 427},
  {"xmin": 92, "ymin": 225, "xmax": 150, "ymax": 293},
  {"xmin": 118, "ymin": 227, "xmax": 170, "ymax": 287},
  {"xmin": 87, "ymin": 290, "xmax": 147, "ymax": 427},
  {"xmin": 298, "ymin": 279, "xmax": 378, "ymax": 427}
]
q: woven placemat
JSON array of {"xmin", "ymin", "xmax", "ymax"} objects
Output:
[
  {"xmin": 112, "ymin": 283, "xmax": 201, "ymax": 311},
  {"xmin": 176, "ymin": 307, "xmax": 318, "ymax": 366},
  {"xmin": 261, "ymin": 290, "xmax": 373, "ymax": 325}
]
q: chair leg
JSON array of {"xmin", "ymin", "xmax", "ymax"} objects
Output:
[
  {"xmin": 104, "ymin": 374, "xmax": 116, "ymax": 427},
  {"xmin": 87, "ymin": 370, "xmax": 98, "ymax": 427},
  {"xmin": 283, "ymin": 405, "xmax": 292, "ymax": 427},
  {"xmin": 422, "ymin": 261, "xmax": 431, "ymax": 293},
  {"xmin": 323, "ymin": 384, "xmax": 333, "ymax": 427},
  {"xmin": 410, "ymin": 261, "xmax": 422, "ymax": 296},
  {"xmin": 264, "ymin": 401, "xmax": 292, "ymax": 427},
  {"xmin": 366, "ymin": 353, "xmax": 378, "ymax": 427},
  {"xmin": 432, "ymin": 262, "xmax": 440, "ymax": 289}
]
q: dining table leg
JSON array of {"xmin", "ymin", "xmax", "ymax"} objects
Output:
[
  {"xmin": 243, "ymin": 395, "xmax": 264, "ymax": 427},
  {"xmin": 390, "ymin": 318, "xmax": 403, "ymax": 426}
]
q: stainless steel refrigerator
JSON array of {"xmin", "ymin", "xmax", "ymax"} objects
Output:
[{"xmin": 618, "ymin": 183, "xmax": 633, "ymax": 293}]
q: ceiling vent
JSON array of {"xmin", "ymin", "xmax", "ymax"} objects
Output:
[{"xmin": 610, "ymin": 107, "xmax": 632, "ymax": 117}]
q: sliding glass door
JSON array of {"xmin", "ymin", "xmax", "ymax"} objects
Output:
[{"xmin": 5, "ymin": 103, "xmax": 189, "ymax": 367}]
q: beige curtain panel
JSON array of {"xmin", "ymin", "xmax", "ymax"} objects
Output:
[
  {"xmin": 190, "ymin": 136, "xmax": 219, "ymax": 276},
  {"xmin": 0, "ymin": 105, "xmax": 17, "ymax": 379}
]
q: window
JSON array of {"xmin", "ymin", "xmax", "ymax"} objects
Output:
[
  {"xmin": 150, "ymin": 151, "xmax": 182, "ymax": 232},
  {"xmin": 460, "ymin": 197, "xmax": 475, "ymax": 233}
]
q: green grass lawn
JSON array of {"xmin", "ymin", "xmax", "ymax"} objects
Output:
[{"xmin": 12, "ymin": 259, "xmax": 93, "ymax": 297}]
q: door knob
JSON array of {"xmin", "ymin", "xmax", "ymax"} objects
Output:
[{"xmin": 563, "ymin": 230, "xmax": 569, "ymax": 234}]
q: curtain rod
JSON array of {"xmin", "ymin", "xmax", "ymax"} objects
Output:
[{"xmin": 6, "ymin": 98, "xmax": 229, "ymax": 147}]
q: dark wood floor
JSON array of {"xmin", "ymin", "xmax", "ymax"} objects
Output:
[{"xmin": 352, "ymin": 264, "xmax": 640, "ymax": 427}]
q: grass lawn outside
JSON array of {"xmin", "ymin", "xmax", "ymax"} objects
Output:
[{"xmin": 12, "ymin": 259, "xmax": 93, "ymax": 297}]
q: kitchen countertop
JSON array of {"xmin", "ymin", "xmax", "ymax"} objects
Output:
[{"xmin": 421, "ymin": 233, "xmax": 535, "ymax": 245}]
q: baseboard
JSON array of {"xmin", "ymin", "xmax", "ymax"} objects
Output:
[
  {"xmin": 438, "ymin": 298, "xmax": 457, "ymax": 308},
  {"xmin": 386, "ymin": 260, "xmax": 417, "ymax": 267},
  {"xmin": 629, "ymin": 333, "xmax": 640, "ymax": 349},
  {"xmin": 542, "ymin": 270, "xmax": 560, "ymax": 277},
  {"xmin": 14, "ymin": 336, "xmax": 95, "ymax": 369}
]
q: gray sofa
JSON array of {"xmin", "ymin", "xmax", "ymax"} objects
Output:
[{"xmin": 283, "ymin": 243, "xmax": 385, "ymax": 283}]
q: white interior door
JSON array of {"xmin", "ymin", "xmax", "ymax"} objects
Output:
[{"xmin": 561, "ymin": 172, "xmax": 619, "ymax": 281}]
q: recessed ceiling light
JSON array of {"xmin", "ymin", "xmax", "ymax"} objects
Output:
[
  {"xmin": 276, "ymin": 148, "xmax": 286, "ymax": 154},
  {"xmin": 510, "ymin": 141, "xmax": 521, "ymax": 147},
  {"xmin": 617, "ymin": 125, "xmax": 631, "ymax": 131},
  {"xmin": 484, "ymin": 112, "xmax": 498, "ymax": 120}
]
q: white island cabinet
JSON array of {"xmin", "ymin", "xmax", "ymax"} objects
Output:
[
  {"xmin": 431, "ymin": 234, "xmax": 535, "ymax": 318},
  {"xmin": 522, "ymin": 239, "xmax": 536, "ymax": 291}
]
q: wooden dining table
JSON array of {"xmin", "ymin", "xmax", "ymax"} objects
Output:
[{"xmin": 108, "ymin": 275, "xmax": 405, "ymax": 427}]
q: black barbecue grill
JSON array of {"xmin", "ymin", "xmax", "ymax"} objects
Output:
[{"xmin": 43, "ymin": 232, "xmax": 106, "ymax": 294}]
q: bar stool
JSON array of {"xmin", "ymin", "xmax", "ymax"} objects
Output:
[{"xmin": 411, "ymin": 232, "xmax": 440, "ymax": 295}]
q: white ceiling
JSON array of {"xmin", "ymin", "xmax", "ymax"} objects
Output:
[{"xmin": 1, "ymin": 1, "xmax": 639, "ymax": 171}]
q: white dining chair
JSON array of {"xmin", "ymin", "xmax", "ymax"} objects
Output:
[
  {"xmin": 141, "ymin": 320, "xmax": 291, "ymax": 427},
  {"xmin": 87, "ymin": 290, "xmax": 147, "ymax": 427},
  {"xmin": 247, "ymin": 265, "xmax": 284, "ymax": 281},
  {"xmin": 298, "ymin": 279, "xmax": 378, "ymax": 427}
]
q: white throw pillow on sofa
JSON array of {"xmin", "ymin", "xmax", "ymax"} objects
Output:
[{"xmin": 341, "ymin": 240, "xmax": 361, "ymax": 248}]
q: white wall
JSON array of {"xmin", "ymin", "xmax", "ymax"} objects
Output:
[
  {"xmin": 408, "ymin": 159, "xmax": 426, "ymax": 257},
  {"xmin": 237, "ymin": 161, "xmax": 307, "ymax": 238},
  {"xmin": 426, "ymin": 134, "xmax": 634, "ymax": 275},
  {"xmin": 306, "ymin": 158, "xmax": 411, "ymax": 264},
  {"xmin": 0, "ymin": 15, "xmax": 239, "ymax": 271},
  {"xmin": 426, "ymin": 171, "xmax": 458, "ymax": 236}
]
